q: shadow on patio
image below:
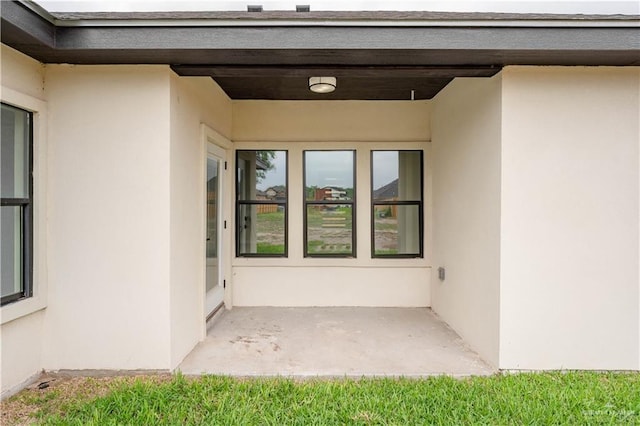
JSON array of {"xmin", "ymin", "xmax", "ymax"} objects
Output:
[{"xmin": 178, "ymin": 308, "xmax": 494, "ymax": 377}]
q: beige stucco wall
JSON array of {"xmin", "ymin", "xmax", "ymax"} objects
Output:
[
  {"xmin": 231, "ymin": 102, "xmax": 432, "ymax": 307},
  {"xmin": 168, "ymin": 74, "xmax": 232, "ymax": 367},
  {"xmin": 499, "ymin": 66, "xmax": 640, "ymax": 370},
  {"xmin": 430, "ymin": 75, "xmax": 502, "ymax": 367},
  {"xmin": 42, "ymin": 65, "xmax": 174, "ymax": 370},
  {"xmin": 0, "ymin": 45, "xmax": 47, "ymax": 397},
  {"xmin": 0, "ymin": 51, "xmax": 234, "ymax": 391},
  {"xmin": 0, "ymin": 310, "xmax": 44, "ymax": 397},
  {"xmin": 0, "ymin": 45, "xmax": 45, "ymax": 100},
  {"xmin": 233, "ymin": 100, "xmax": 430, "ymax": 142},
  {"xmin": 431, "ymin": 67, "xmax": 640, "ymax": 370}
]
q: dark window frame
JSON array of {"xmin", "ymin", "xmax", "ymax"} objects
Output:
[
  {"xmin": 303, "ymin": 150, "xmax": 357, "ymax": 258},
  {"xmin": 371, "ymin": 150, "xmax": 424, "ymax": 259},
  {"xmin": 235, "ymin": 150, "xmax": 288, "ymax": 258},
  {"xmin": 1, "ymin": 103, "xmax": 33, "ymax": 306}
]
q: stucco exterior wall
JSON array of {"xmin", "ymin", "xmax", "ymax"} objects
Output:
[
  {"xmin": 0, "ymin": 44, "xmax": 47, "ymax": 397},
  {"xmin": 42, "ymin": 65, "xmax": 173, "ymax": 370},
  {"xmin": 499, "ymin": 66, "xmax": 640, "ymax": 370},
  {"xmin": 430, "ymin": 75, "xmax": 502, "ymax": 367},
  {"xmin": 0, "ymin": 44, "xmax": 45, "ymax": 100},
  {"xmin": 232, "ymin": 101, "xmax": 430, "ymax": 142},
  {"xmin": 168, "ymin": 74, "xmax": 232, "ymax": 368},
  {"xmin": 0, "ymin": 310, "xmax": 44, "ymax": 397},
  {"xmin": 1, "ymin": 59, "xmax": 234, "ymax": 390},
  {"xmin": 231, "ymin": 102, "xmax": 431, "ymax": 307}
]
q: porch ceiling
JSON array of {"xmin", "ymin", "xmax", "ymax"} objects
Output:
[
  {"xmin": 2, "ymin": 1, "xmax": 638, "ymax": 100},
  {"xmin": 170, "ymin": 65, "xmax": 498, "ymax": 100}
]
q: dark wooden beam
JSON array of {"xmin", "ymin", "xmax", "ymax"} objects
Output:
[{"xmin": 170, "ymin": 65, "xmax": 500, "ymax": 79}]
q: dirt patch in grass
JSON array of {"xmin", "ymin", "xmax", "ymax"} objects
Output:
[{"xmin": 1, "ymin": 373, "xmax": 173, "ymax": 426}]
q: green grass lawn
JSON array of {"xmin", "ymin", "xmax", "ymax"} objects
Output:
[
  {"xmin": 250, "ymin": 208, "xmax": 359, "ymax": 255},
  {"xmin": 256, "ymin": 242, "xmax": 286, "ymax": 254},
  {"xmin": 254, "ymin": 211, "xmax": 285, "ymax": 254},
  {"xmin": 4, "ymin": 372, "xmax": 639, "ymax": 425}
]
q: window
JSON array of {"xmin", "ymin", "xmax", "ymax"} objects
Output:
[
  {"xmin": 1, "ymin": 103, "xmax": 33, "ymax": 305},
  {"xmin": 304, "ymin": 150, "xmax": 356, "ymax": 257},
  {"xmin": 236, "ymin": 150, "xmax": 288, "ymax": 256},
  {"xmin": 371, "ymin": 150, "xmax": 423, "ymax": 258}
]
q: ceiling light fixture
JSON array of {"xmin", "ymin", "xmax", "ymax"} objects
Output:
[{"xmin": 309, "ymin": 77, "xmax": 337, "ymax": 94}]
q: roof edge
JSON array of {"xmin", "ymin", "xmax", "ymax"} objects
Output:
[
  {"xmin": 21, "ymin": 1, "xmax": 640, "ymax": 28},
  {"xmin": 20, "ymin": 0, "xmax": 55, "ymax": 24}
]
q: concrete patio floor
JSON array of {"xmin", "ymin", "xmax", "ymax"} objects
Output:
[{"xmin": 178, "ymin": 308, "xmax": 494, "ymax": 377}]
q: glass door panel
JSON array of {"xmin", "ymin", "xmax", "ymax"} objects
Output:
[{"xmin": 206, "ymin": 152, "xmax": 224, "ymax": 315}]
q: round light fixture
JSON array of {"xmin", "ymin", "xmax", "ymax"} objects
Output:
[{"xmin": 309, "ymin": 76, "xmax": 337, "ymax": 94}]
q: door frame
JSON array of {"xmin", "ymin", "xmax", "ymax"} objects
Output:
[{"xmin": 201, "ymin": 124, "xmax": 233, "ymax": 327}]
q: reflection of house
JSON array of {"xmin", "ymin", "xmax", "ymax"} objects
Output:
[
  {"xmin": 373, "ymin": 179, "xmax": 398, "ymax": 217},
  {"xmin": 253, "ymin": 186, "xmax": 285, "ymax": 213},
  {"xmin": 373, "ymin": 179, "xmax": 398, "ymax": 200},
  {"xmin": 255, "ymin": 186, "xmax": 285, "ymax": 203},
  {"xmin": 265, "ymin": 186, "xmax": 286, "ymax": 201},
  {"xmin": 315, "ymin": 186, "xmax": 348, "ymax": 201},
  {"xmin": 2, "ymin": 0, "xmax": 639, "ymax": 399}
]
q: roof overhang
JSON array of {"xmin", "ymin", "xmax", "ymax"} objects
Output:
[{"xmin": 2, "ymin": 1, "xmax": 638, "ymax": 100}]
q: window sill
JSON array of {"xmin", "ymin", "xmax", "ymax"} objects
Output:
[
  {"xmin": 233, "ymin": 256, "xmax": 431, "ymax": 269},
  {"xmin": 1, "ymin": 296, "xmax": 46, "ymax": 325}
]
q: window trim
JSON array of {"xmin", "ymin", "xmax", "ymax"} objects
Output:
[
  {"xmin": 235, "ymin": 150, "xmax": 289, "ymax": 258},
  {"xmin": 370, "ymin": 150, "xmax": 424, "ymax": 259},
  {"xmin": 1, "ymin": 86, "xmax": 48, "ymax": 324},
  {"xmin": 1, "ymin": 103, "xmax": 34, "ymax": 306},
  {"xmin": 303, "ymin": 149, "xmax": 357, "ymax": 258}
]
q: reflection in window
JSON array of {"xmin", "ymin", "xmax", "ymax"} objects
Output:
[
  {"xmin": 1, "ymin": 103, "xmax": 32, "ymax": 305},
  {"xmin": 371, "ymin": 151, "xmax": 423, "ymax": 257},
  {"xmin": 206, "ymin": 158, "xmax": 219, "ymax": 259},
  {"xmin": 236, "ymin": 150, "xmax": 287, "ymax": 256},
  {"xmin": 238, "ymin": 204, "xmax": 286, "ymax": 254},
  {"xmin": 306, "ymin": 205, "xmax": 353, "ymax": 255},
  {"xmin": 304, "ymin": 151, "xmax": 355, "ymax": 257}
]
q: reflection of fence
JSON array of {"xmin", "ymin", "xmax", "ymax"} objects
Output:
[
  {"xmin": 207, "ymin": 206, "xmax": 217, "ymax": 220},
  {"xmin": 374, "ymin": 203, "xmax": 397, "ymax": 218},
  {"xmin": 207, "ymin": 192, "xmax": 217, "ymax": 221},
  {"xmin": 256, "ymin": 204, "xmax": 278, "ymax": 214},
  {"xmin": 323, "ymin": 215, "xmax": 346, "ymax": 228}
]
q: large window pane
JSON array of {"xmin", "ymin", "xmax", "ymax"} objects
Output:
[
  {"xmin": 372, "ymin": 151, "xmax": 421, "ymax": 201},
  {"xmin": 1, "ymin": 103, "xmax": 32, "ymax": 305},
  {"xmin": 371, "ymin": 150, "xmax": 423, "ymax": 258},
  {"xmin": 304, "ymin": 150, "xmax": 356, "ymax": 257},
  {"xmin": 237, "ymin": 151, "xmax": 287, "ymax": 201},
  {"xmin": 305, "ymin": 151, "xmax": 354, "ymax": 201},
  {"xmin": 236, "ymin": 150, "xmax": 287, "ymax": 257},
  {"xmin": 373, "ymin": 204, "xmax": 420, "ymax": 256},
  {"xmin": 1, "ymin": 104, "xmax": 30, "ymax": 199},
  {"xmin": 238, "ymin": 204, "xmax": 286, "ymax": 255},
  {"xmin": 306, "ymin": 205, "xmax": 353, "ymax": 255}
]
